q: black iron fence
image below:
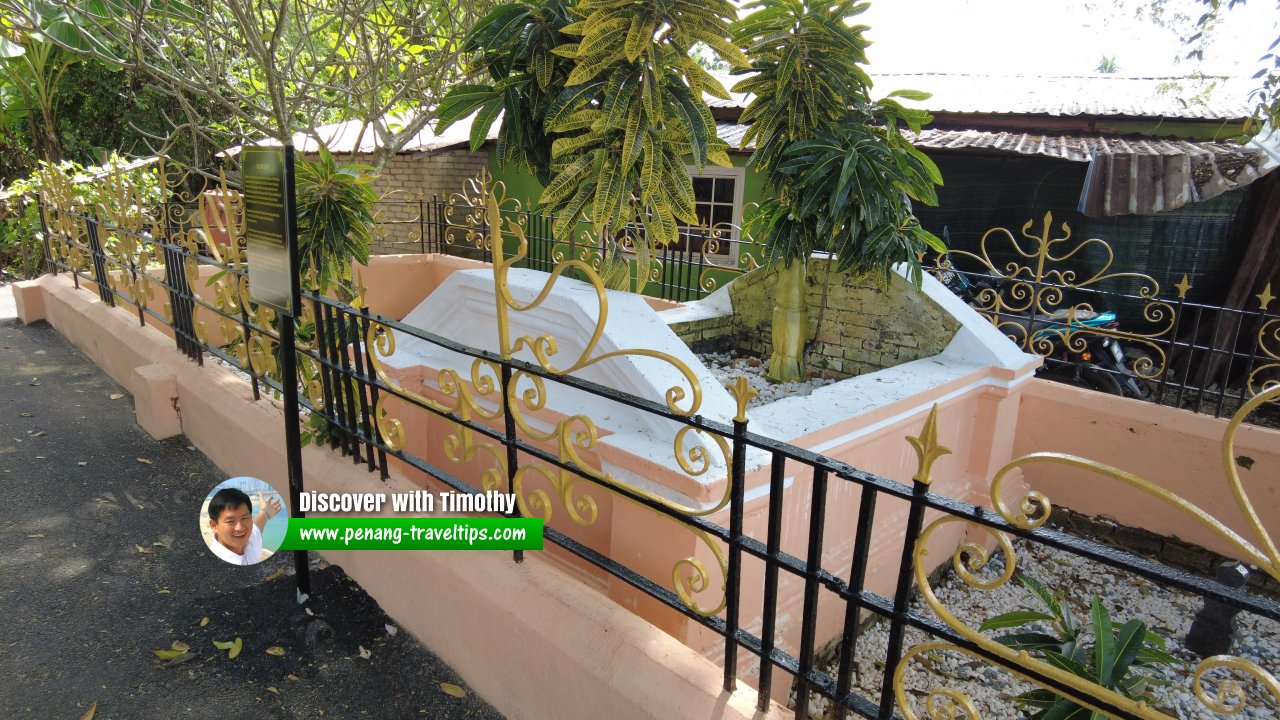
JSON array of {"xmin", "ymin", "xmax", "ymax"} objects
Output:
[
  {"xmin": 925, "ymin": 213, "xmax": 1279, "ymax": 423},
  {"xmin": 34, "ymin": 164, "xmax": 1280, "ymax": 720},
  {"xmin": 371, "ymin": 193, "xmax": 761, "ymax": 303}
]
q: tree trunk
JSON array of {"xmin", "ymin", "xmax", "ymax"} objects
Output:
[
  {"xmin": 1190, "ymin": 171, "xmax": 1280, "ymax": 387},
  {"xmin": 767, "ymin": 258, "xmax": 808, "ymax": 382}
]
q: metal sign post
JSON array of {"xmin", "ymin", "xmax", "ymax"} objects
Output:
[{"xmin": 242, "ymin": 145, "xmax": 310, "ymax": 599}]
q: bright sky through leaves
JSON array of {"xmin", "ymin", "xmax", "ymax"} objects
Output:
[{"xmin": 857, "ymin": 0, "xmax": 1279, "ymax": 77}]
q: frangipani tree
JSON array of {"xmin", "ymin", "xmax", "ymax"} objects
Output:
[
  {"xmin": 732, "ymin": 0, "xmax": 945, "ymax": 381},
  {"xmin": 436, "ymin": 0, "xmax": 748, "ymax": 292},
  {"xmin": 2, "ymin": 0, "xmax": 492, "ymax": 171}
]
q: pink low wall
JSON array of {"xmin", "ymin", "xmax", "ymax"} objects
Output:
[
  {"xmin": 366, "ymin": 316, "xmax": 1038, "ymax": 697},
  {"xmin": 679, "ymin": 367, "xmax": 1032, "ymax": 689},
  {"xmin": 1015, "ymin": 379, "xmax": 1280, "ymax": 561},
  {"xmin": 16, "ymin": 273, "xmax": 787, "ymax": 720}
]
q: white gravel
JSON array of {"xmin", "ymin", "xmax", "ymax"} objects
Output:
[
  {"xmin": 795, "ymin": 540, "xmax": 1280, "ymax": 719},
  {"xmin": 697, "ymin": 351, "xmax": 838, "ymax": 408}
]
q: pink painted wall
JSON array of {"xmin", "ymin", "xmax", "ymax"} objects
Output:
[
  {"xmin": 622, "ymin": 367, "xmax": 1034, "ymax": 692},
  {"xmin": 26, "ymin": 255, "xmax": 1045, "ymax": 705},
  {"xmin": 19, "ymin": 273, "xmax": 788, "ymax": 720},
  {"xmin": 357, "ymin": 253, "xmax": 683, "ymax": 320},
  {"xmin": 1015, "ymin": 379, "xmax": 1280, "ymax": 561}
]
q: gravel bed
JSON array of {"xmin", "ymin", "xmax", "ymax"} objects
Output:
[
  {"xmin": 795, "ymin": 540, "xmax": 1280, "ymax": 719},
  {"xmin": 698, "ymin": 351, "xmax": 837, "ymax": 408}
]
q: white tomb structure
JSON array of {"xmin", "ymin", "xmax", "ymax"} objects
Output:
[
  {"xmin": 379, "ymin": 268, "xmax": 742, "ymax": 507},
  {"xmin": 378, "ymin": 264, "xmax": 1037, "ymax": 508}
]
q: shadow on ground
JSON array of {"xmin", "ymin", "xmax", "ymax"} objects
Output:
[{"xmin": 0, "ymin": 307, "xmax": 505, "ymax": 720}]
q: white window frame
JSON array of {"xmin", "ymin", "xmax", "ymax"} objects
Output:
[{"xmin": 682, "ymin": 164, "xmax": 745, "ymax": 265}]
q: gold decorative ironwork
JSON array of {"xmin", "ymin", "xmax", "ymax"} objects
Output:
[
  {"xmin": 544, "ymin": 219, "xmax": 760, "ymax": 297},
  {"xmin": 1175, "ymin": 274, "xmax": 1193, "ymax": 300},
  {"xmin": 906, "ymin": 405, "xmax": 951, "ymax": 486},
  {"xmin": 1250, "ymin": 315, "xmax": 1280, "ymax": 397},
  {"xmin": 726, "ymin": 376, "xmax": 757, "ymax": 423},
  {"xmin": 365, "ymin": 169, "xmax": 734, "ymax": 616},
  {"xmin": 1259, "ymin": 283, "xmax": 1276, "ymax": 312},
  {"xmin": 896, "ymin": 383, "xmax": 1280, "ymax": 719},
  {"xmin": 91, "ymin": 162, "xmax": 168, "ymax": 312},
  {"xmin": 37, "ymin": 164, "xmax": 89, "ymax": 275},
  {"xmin": 930, "ymin": 212, "xmax": 1177, "ymax": 382}
]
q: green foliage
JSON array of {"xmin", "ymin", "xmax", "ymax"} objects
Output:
[
  {"xmin": 438, "ymin": 0, "xmax": 746, "ymax": 248},
  {"xmin": 436, "ymin": 0, "xmax": 577, "ymax": 185},
  {"xmin": 1, "ymin": 152, "xmax": 161, "ymax": 278},
  {"xmin": 0, "ymin": 192, "xmax": 44, "ymax": 279},
  {"xmin": 294, "ymin": 146, "xmax": 377, "ymax": 299},
  {"xmin": 732, "ymin": 0, "xmax": 943, "ymax": 284},
  {"xmin": 1142, "ymin": 0, "xmax": 1279, "ymax": 132},
  {"xmin": 2, "ymin": 0, "xmax": 495, "ymax": 173},
  {"xmin": 1, "ymin": 5, "xmax": 80, "ymax": 163},
  {"xmin": 981, "ymin": 575, "xmax": 1177, "ymax": 719}
]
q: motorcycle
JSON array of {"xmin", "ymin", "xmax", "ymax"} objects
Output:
[{"xmin": 936, "ymin": 264, "xmax": 1150, "ymax": 399}]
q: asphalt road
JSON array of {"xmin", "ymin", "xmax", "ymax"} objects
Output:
[{"xmin": 0, "ymin": 285, "xmax": 505, "ymax": 720}]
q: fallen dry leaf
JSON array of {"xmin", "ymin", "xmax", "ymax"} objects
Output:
[
  {"xmin": 171, "ymin": 641, "xmax": 189, "ymax": 653},
  {"xmin": 157, "ymin": 589, "xmax": 170, "ymax": 594},
  {"xmin": 266, "ymin": 646, "xmax": 285, "ymax": 656},
  {"xmin": 153, "ymin": 649, "xmax": 186, "ymax": 661},
  {"xmin": 135, "ymin": 545, "xmax": 153, "ymax": 554},
  {"xmin": 357, "ymin": 646, "xmax": 371, "ymax": 660},
  {"xmin": 156, "ymin": 651, "xmax": 197, "ymax": 669},
  {"xmin": 228, "ymin": 637, "xmax": 243, "ymax": 659},
  {"xmin": 263, "ymin": 568, "xmax": 287, "ymax": 582},
  {"xmin": 26, "ymin": 534, "xmax": 43, "ymax": 538},
  {"xmin": 212, "ymin": 640, "xmax": 234, "ymax": 651},
  {"xmin": 267, "ymin": 687, "xmax": 279, "ymax": 695},
  {"xmin": 287, "ymin": 674, "xmax": 300, "ymax": 681},
  {"xmin": 385, "ymin": 624, "xmax": 398, "ymax": 637},
  {"xmin": 439, "ymin": 682, "xmax": 466, "ymax": 698},
  {"xmin": 136, "ymin": 458, "xmax": 153, "ymax": 465},
  {"xmin": 18, "ymin": 412, "xmax": 32, "ymax": 417},
  {"xmin": 80, "ymin": 701, "xmax": 97, "ymax": 720},
  {"xmin": 31, "ymin": 430, "xmax": 46, "ymax": 437},
  {"xmin": 109, "ymin": 393, "xmax": 124, "ymax": 400},
  {"xmin": 199, "ymin": 617, "xmax": 209, "ymax": 627}
]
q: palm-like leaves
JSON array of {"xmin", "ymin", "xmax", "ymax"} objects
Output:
[
  {"xmin": 981, "ymin": 575, "xmax": 1177, "ymax": 720},
  {"xmin": 435, "ymin": 0, "xmax": 576, "ymax": 185},
  {"xmin": 295, "ymin": 146, "xmax": 377, "ymax": 298},
  {"xmin": 732, "ymin": 0, "xmax": 943, "ymax": 283},
  {"xmin": 438, "ymin": 0, "xmax": 745, "ymax": 247}
]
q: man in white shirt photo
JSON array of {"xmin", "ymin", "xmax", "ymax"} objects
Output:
[{"xmin": 206, "ymin": 487, "xmax": 282, "ymax": 566}]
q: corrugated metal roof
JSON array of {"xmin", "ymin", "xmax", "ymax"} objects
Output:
[
  {"xmin": 255, "ymin": 73, "xmax": 1253, "ymax": 157},
  {"xmin": 229, "ymin": 112, "xmax": 501, "ymax": 156},
  {"xmin": 715, "ymin": 122, "xmax": 1277, "ymax": 217},
  {"xmin": 708, "ymin": 73, "xmax": 1257, "ymax": 121},
  {"xmin": 905, "ymin": 128, "xmax": 1255, "ymax": 162}
]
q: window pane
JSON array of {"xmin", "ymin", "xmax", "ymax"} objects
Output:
[
  {"xmin": 692, "ymin": 177, "xmax": 713, "ymax": 200},
  {"xmin": 712, "ymin": 177, "xmax": 734, "ymax": 204},
  {"xmin": 695, "ymin": 203, "xmax": 713, "ymax": 227},
  {"xmin": 712, "ymin": 205, "xmax": 733, "ymax": 228}
]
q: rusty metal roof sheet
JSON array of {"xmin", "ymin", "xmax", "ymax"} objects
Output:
[{"xmin": 708, "ymin": 73, "xmax": 1257, "ymax": 121}]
